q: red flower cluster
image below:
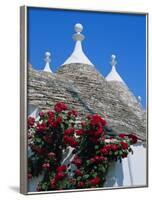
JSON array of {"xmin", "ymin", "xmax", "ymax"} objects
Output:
[
  {"xmin": 119, "ymin": 133, "xmax": 127, "ymax": 138},
  {"xmin": 74, "ymin": 169, "xmax": 83, "ymax": 176},
  {"xmin": 128, "ymin": 134, "xmax": 138, "ymax": 144},
  {"xmin": 100, "ymin": 143, "xmax": 118, "ymax": 155},
  {"xmin": 56, "ymin": 165, "xmax": 67, "ymax": 172},
  {"xmin": 28, "ymin": 117, "xmax": 35, "ymax": 128},
  {"xmin": 120, "ymin": 141, "xmax": 129, "ymax": 150},
  {"xmin": 36, "ymin": 122, "xmax": 47, "ymax": 132},
  {"xmin": 64, "ymin": 135, "xmax": 78, "ymax": 148},
  {"xmin": 64, "ymin": 128, "xmax": 75, "ymax": 136},
  {"xmin": 75, "ymin": 129, "xmax": 84, "ymax": 136},
  {"xmin": 72, "ymin": 156, "xmax": 82, "ymax": 167},
  {"xmin": 48, "ymin": 116, "xmax": 62, "ymax": 128},
  {"xmin": 64, "ymin": 128, "xmax": 78, "ymax": 147},
  {"xmin": 54, "ymin": 102, "xmax": 68, "ymax": 113},
  {"xmin": 68, "ymin": 109, "xmax": 78, "ymax": 117},
  {"xmin": 90, "ymin": 155, "xmax": 107, "ymax": 164},
  {"xmin": 47, "ymin": 111, "xmax": 55, "ymax": 118},
  {"xmin": 39, "ymin": 111, "xmax": 45, "ymax": 118},
  {"xmin": 31, "ymin": 146, "xmax": 45, "ymax": 155},
  {"xmin": 90, "ymin": 176, "xmax": 101, "ymax": 186},
  {"xmin": 55, "ymin": 165, "xmax": 67, "ymax": 181},
  {"xmin": 88, "ymin": 114, "xmax": 106, "ymax": 127}
]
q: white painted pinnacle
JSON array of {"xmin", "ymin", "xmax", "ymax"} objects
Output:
[
  {"xmin": 62, "ymin": 23, "xmax": 93, "ymax": 66},
  {"xmin": 105, "ymin": 54, "xmax": 125, "ymax": 84},
  {"xmin": 138, "ymin": 96, "xmax": 141, "ymax": 102},
  {"xmin": 43, "ymin": 51, "xmax": 53, "ymax": 73}
]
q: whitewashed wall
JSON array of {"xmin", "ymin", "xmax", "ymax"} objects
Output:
[{"xmin": 104, "ymin": 144, "xmax": 146, "ymax": 187}]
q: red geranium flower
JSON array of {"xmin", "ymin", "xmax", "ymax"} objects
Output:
[
  {"xmin": 94, "ymin": 126, "xmax": 103, "ymax": 137},
  {"xmin": 39, "ymin": 111, "xmax": 44, "ymax": 118},
  {"xmin": 90, "ymin": 176, "xmax": 101, "ymax": 186},
  {"xmin": 56, "ymin": 165, "xmax": 67, "ymax": 172},
  {"xmin": 75, "ymin": 169, "xmax": 83, "ymax": 176},
  {"xmin": 100, "ymin": 147, "xmax": 109, "ymax": 155},
  {"xmin": 54, "ymin": 102, "xmax": 68, "ymax": 113},
  {"xmin": 76, "ymin": 129, "xmax": 84, "ymax": 136},
  {"xmin": 121, "ymin": 141, "xmax": 129, "ymax": 150},
  {"xmin": 64, "ymin": 128, "xmax": 75, "ymax": 135},
  {"xmin": 47, "ymin": 111, "xmax": 55, "ymax": 118},
  {"xmin": 55, "ymin": 172, "xmax": 65, "ymax": 181},
  {"xmin": 36, "ymin": 122, "xmax": 47, "ymax": 132},
  {"xmin": 128, "ymin": 134, "xmax": 138, "ymax": 144},
  {"xmin": 89, "ymin": 114, "xmax": 106, "ymax": 127},
  {"xmin": 68, "ymin": 109, "xmax": 78, "ymax": 117},
  {"xmin": 77, "ymin": 181, "xmax": 85, "ymax": 188},
  {"xmin": 64, "ymin": 135, "xmax": 78, "ymax": 148},
  {"xmin": 28, "ymin": 117, "xmax": 35, "ymax": 128},
  {"xmin": 110, "ymin": 144, "xmax": 118, "ymax": 151},
  {"xmin": 119, "ymin": 134, "xmax": 127, "ymax": 138},
  {"xmin": 72, "ymin": 156, "xmax": 82, "ymax": 167}
]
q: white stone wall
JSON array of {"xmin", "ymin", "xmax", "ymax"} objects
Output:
[{"xmin": 104, "ymin": 144, "xmax": 146, "ymax": 187}]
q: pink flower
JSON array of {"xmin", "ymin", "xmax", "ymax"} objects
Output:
[
  {"xmin": 42, "ymin": 163, "xmax": 50, "ymax": 169},
  {"xmin": 48, "ymin": 152, "xmax": 56, "ymax": 159}
]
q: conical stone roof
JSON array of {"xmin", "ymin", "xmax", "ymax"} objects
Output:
[
  {"xmin": 28, "ymin": 62, "xmax": 146, "ymax": 140},
  {"xmin": 106, "ymin": 55, "xmax": 146, "ymax": 124}
]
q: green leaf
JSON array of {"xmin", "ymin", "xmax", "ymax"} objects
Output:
[
  {"xmin": 83, "ymin": 174, "xmax": 90, "ymax": 179},
  {"xmin": 95, "ymin": 145, "xmax": 99, "ymax": 150}
]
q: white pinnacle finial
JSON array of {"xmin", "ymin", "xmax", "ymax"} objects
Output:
[
  {"xmin": 110, "ymin": 54, "xmax": 117, "ymax": 67},
  {"xmin": 138, "ymin": 96, "xmax": 141, "ymax": 102},
  {"xmin": 62, "ymin": 23, "xmax": 93, "ymax": 66},
  {"xmin": 106, "ymin": 54, "xmax": 125, "ymax": 84},
  {"xmin": 43, "ymin": 51, "xmax": 53, "ymax": 73},
  {"xmin": 73, "ymin": 23, "xmax": 85, "ymax": 41}
]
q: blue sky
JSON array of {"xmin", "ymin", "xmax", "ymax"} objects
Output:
[{"xmin": 27, "ymin": 7, "xmax": 146, "ymax": 108}]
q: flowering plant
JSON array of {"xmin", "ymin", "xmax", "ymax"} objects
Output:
[{"xmin": 28, "ymin": 102, "xmax": 138, "ymax": 191}]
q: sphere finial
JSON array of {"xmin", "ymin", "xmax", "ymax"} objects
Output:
[
  {"xmin": 74, "ymin": 23, "xmax": 83, "ymax": 33},
  {"xmin": 44, "ymin": 51, "xmax": 51, "ymax": 63},
  {"xmin": 138, "ymin": 96, "xmax": 141, "ymax": 102},
  {"xmin": 110, "ymin": 54, "xmax": 117, "ymax": 67},
  {"xmin": 73, "ymin": 23, "xmax": 85, "ymax": 41}
]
